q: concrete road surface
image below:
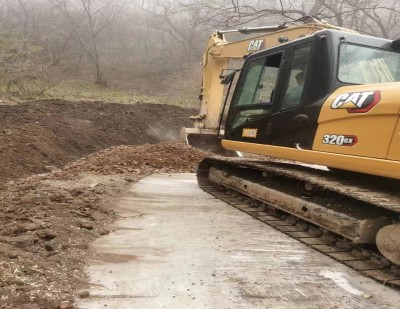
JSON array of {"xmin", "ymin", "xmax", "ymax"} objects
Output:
[{"xmin": 78, "ymin": 174, "xmax": 400, "ymax": 309}]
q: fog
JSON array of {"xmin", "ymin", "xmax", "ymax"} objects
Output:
[{"xmin": 0, "ymin": 0, "xmax": 399, "ymax": 102}]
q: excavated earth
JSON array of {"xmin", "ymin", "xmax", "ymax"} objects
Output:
[
  {"xmin": 0, "ymin": 100, "xmax": 208, "ymax": 308},
  {"xmin": 0, "ymin": 99, "xmax": 197, "ymax": 182}
]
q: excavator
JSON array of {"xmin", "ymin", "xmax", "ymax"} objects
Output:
[{"xmin": 181, "ymin": 17, "xmax": 400, "ymax": 283}]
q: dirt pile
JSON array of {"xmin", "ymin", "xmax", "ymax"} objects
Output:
[
  {"xmin": 60, "ymin": 142, "xmax": 208, "ymax": 176},
  {"xmin": 0, "ymin": 142, "xmax": 208, "ymax": 309},
  {"xmin": 0, "ymin": 99, "xmax": 196, "ymax": 182},
  {"xmin": 0, "ymin": 173, "xmax": 126, "ymax": 309}
]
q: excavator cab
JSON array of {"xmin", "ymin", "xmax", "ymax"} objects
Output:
[
  {"xmin": 223, "ymin": 31, "xmax": 326, "ymax": 148},
  {"xmin": 222, "ymin": 30, "xmax": 400, "ymax": 163}
]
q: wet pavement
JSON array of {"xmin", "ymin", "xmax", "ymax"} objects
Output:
[{"xmin": 78, "ymin": 174, "xmax": 400, "ymax": 309}]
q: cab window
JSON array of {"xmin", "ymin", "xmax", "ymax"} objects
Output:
[
  {"xmin": 234, "ymin": 53, "xmax": 283, "ymax": 107},
  {"xmin": 228, "ymin": 53, "xmax": 283, "ymax": 130},
  {"xmin": 338, "ymin": 43, "xmax": 400, "ymax": 84},
  {"xmin": 281, "ymin": 45, "xmax": 311, "ymax": 110}
]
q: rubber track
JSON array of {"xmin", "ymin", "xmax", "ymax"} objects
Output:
[{"xmin": 198, "ymin": 159, "xmax": 400, "ymax": 289}]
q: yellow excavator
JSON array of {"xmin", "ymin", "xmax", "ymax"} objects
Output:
[{"xmin": 182, "ymin": 17, "xmax": 400, "ymax": 279}]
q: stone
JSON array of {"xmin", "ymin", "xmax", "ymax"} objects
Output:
[
  {"xmin": 5, "ymin": 278, "xmax": 25, "ymax": 285},
  {"xmin": 78, "ymin": 220, "xmax": 93, "ymax": 230},
  {"xmin": 98, "ymin": 229, "xmax": 110, "ymax": 236},
  {"xmin": 79, "ymin": 291, "xmax": 90, "ymax": 298},
  {"xmin": 0, "ymin": 234, "xmax": 37, "ymax": 248},
  {"xmin": 70, "ymin": 189, "xmax": 84, "ymax": 197},
  {"xmin": 76, "ymin": 243, "xmax": 90, "ymax": 250},
  {"xmin": 0, "ymin": 287, "xmax": 11, "ymax": 298},
  {"xmin": 44, "ymin": 165, "xmax": 57, "ymax": 172},
  {"xmin": 44, "ymin": 243, "xmax": 55, "ymax": 252},
  {"xmin": 16, "ymin": 285, "xmax": 33, "ymax": 292},
  {"xmin": 36, "ymin": 229, "xmax": 57, "ymax": 240},
  {"xmin": 90, "ymin": 211, "xmax": 107, "ymax": 221},
  {"xmin": 59, "ymin": 301, "xmax": 74, "ymax": 309},
  {"xmin": 24, "ymin": 223, "xmax": 40, "ymax": 231},
  {"xmin": 0, "ymin": 243, "xmax": 23, "ymax": 258},
  {"xmin": 20, "ymin": 304, "xmax": 41, "ymax": 309},
  {"xmin": 18, "ymin": 264, "xmax": 36, "ymax": 276},
  {"xmin": 50, "ymin": 194, "xmax": 66, "ymax": 202},
  {"xmin": 11, "ymin": 224, "xmax": 28, "ymax": 235}
]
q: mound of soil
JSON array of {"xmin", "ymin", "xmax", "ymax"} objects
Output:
[
  {"xmin": 0, "ymin": 99, "xmax": 196, "ymax": 182},
  {"xmin": 60, "ymin": 142, "xmax": 208, "ymax": 176},
  {"xmin": 0, "ymin": 142, "xmax": 208, "ymax": 308}
]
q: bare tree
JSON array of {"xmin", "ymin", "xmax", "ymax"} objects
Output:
[
  {"xmin": 199, "ymin": 0, "xmax": 400, "ymax": 38},
  {"xmin": 53, "ymin": 0, "xmax": 128, "ymax": 84},
  {"xmin": 320, "ymin": 0, "xmax": 399, "ymax": 37},
  {"xmin": 1, "ymin": 0, "xmax": 400, "ymax": 101},
  {"xmin": 139, "ymin": 1, "xmax": 210, "ymax": 64}
]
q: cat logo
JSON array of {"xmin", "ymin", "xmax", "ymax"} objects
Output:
[
  {"xmin": 247, "ymin": 40, "xmax": 265, "ymax": 52},
  {"xmin": 331, "ymin": 91, "xmax": 381, "ymax": 113}
]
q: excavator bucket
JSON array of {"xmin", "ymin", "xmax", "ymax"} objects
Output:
[{"xmin": 180, "ymin": 127, "xmax": 237, "ymax": 156}]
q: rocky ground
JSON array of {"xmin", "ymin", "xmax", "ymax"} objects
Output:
[{"xmin": 0, "ymin": 100, "xmax": 208, "ymax": 309}]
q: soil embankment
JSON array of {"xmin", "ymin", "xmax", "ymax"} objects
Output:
[{"xmin": 0, "ymin": 99, "xmax": 197, "ymax": 182}]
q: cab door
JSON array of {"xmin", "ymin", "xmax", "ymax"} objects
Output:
[
  {"xmin": 224, "ymin": 51, "xmax": 285, "ymax": 144},
  {"xmin": 269, "ymin": 43, "xmax": 315, "ymax": 149}
]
